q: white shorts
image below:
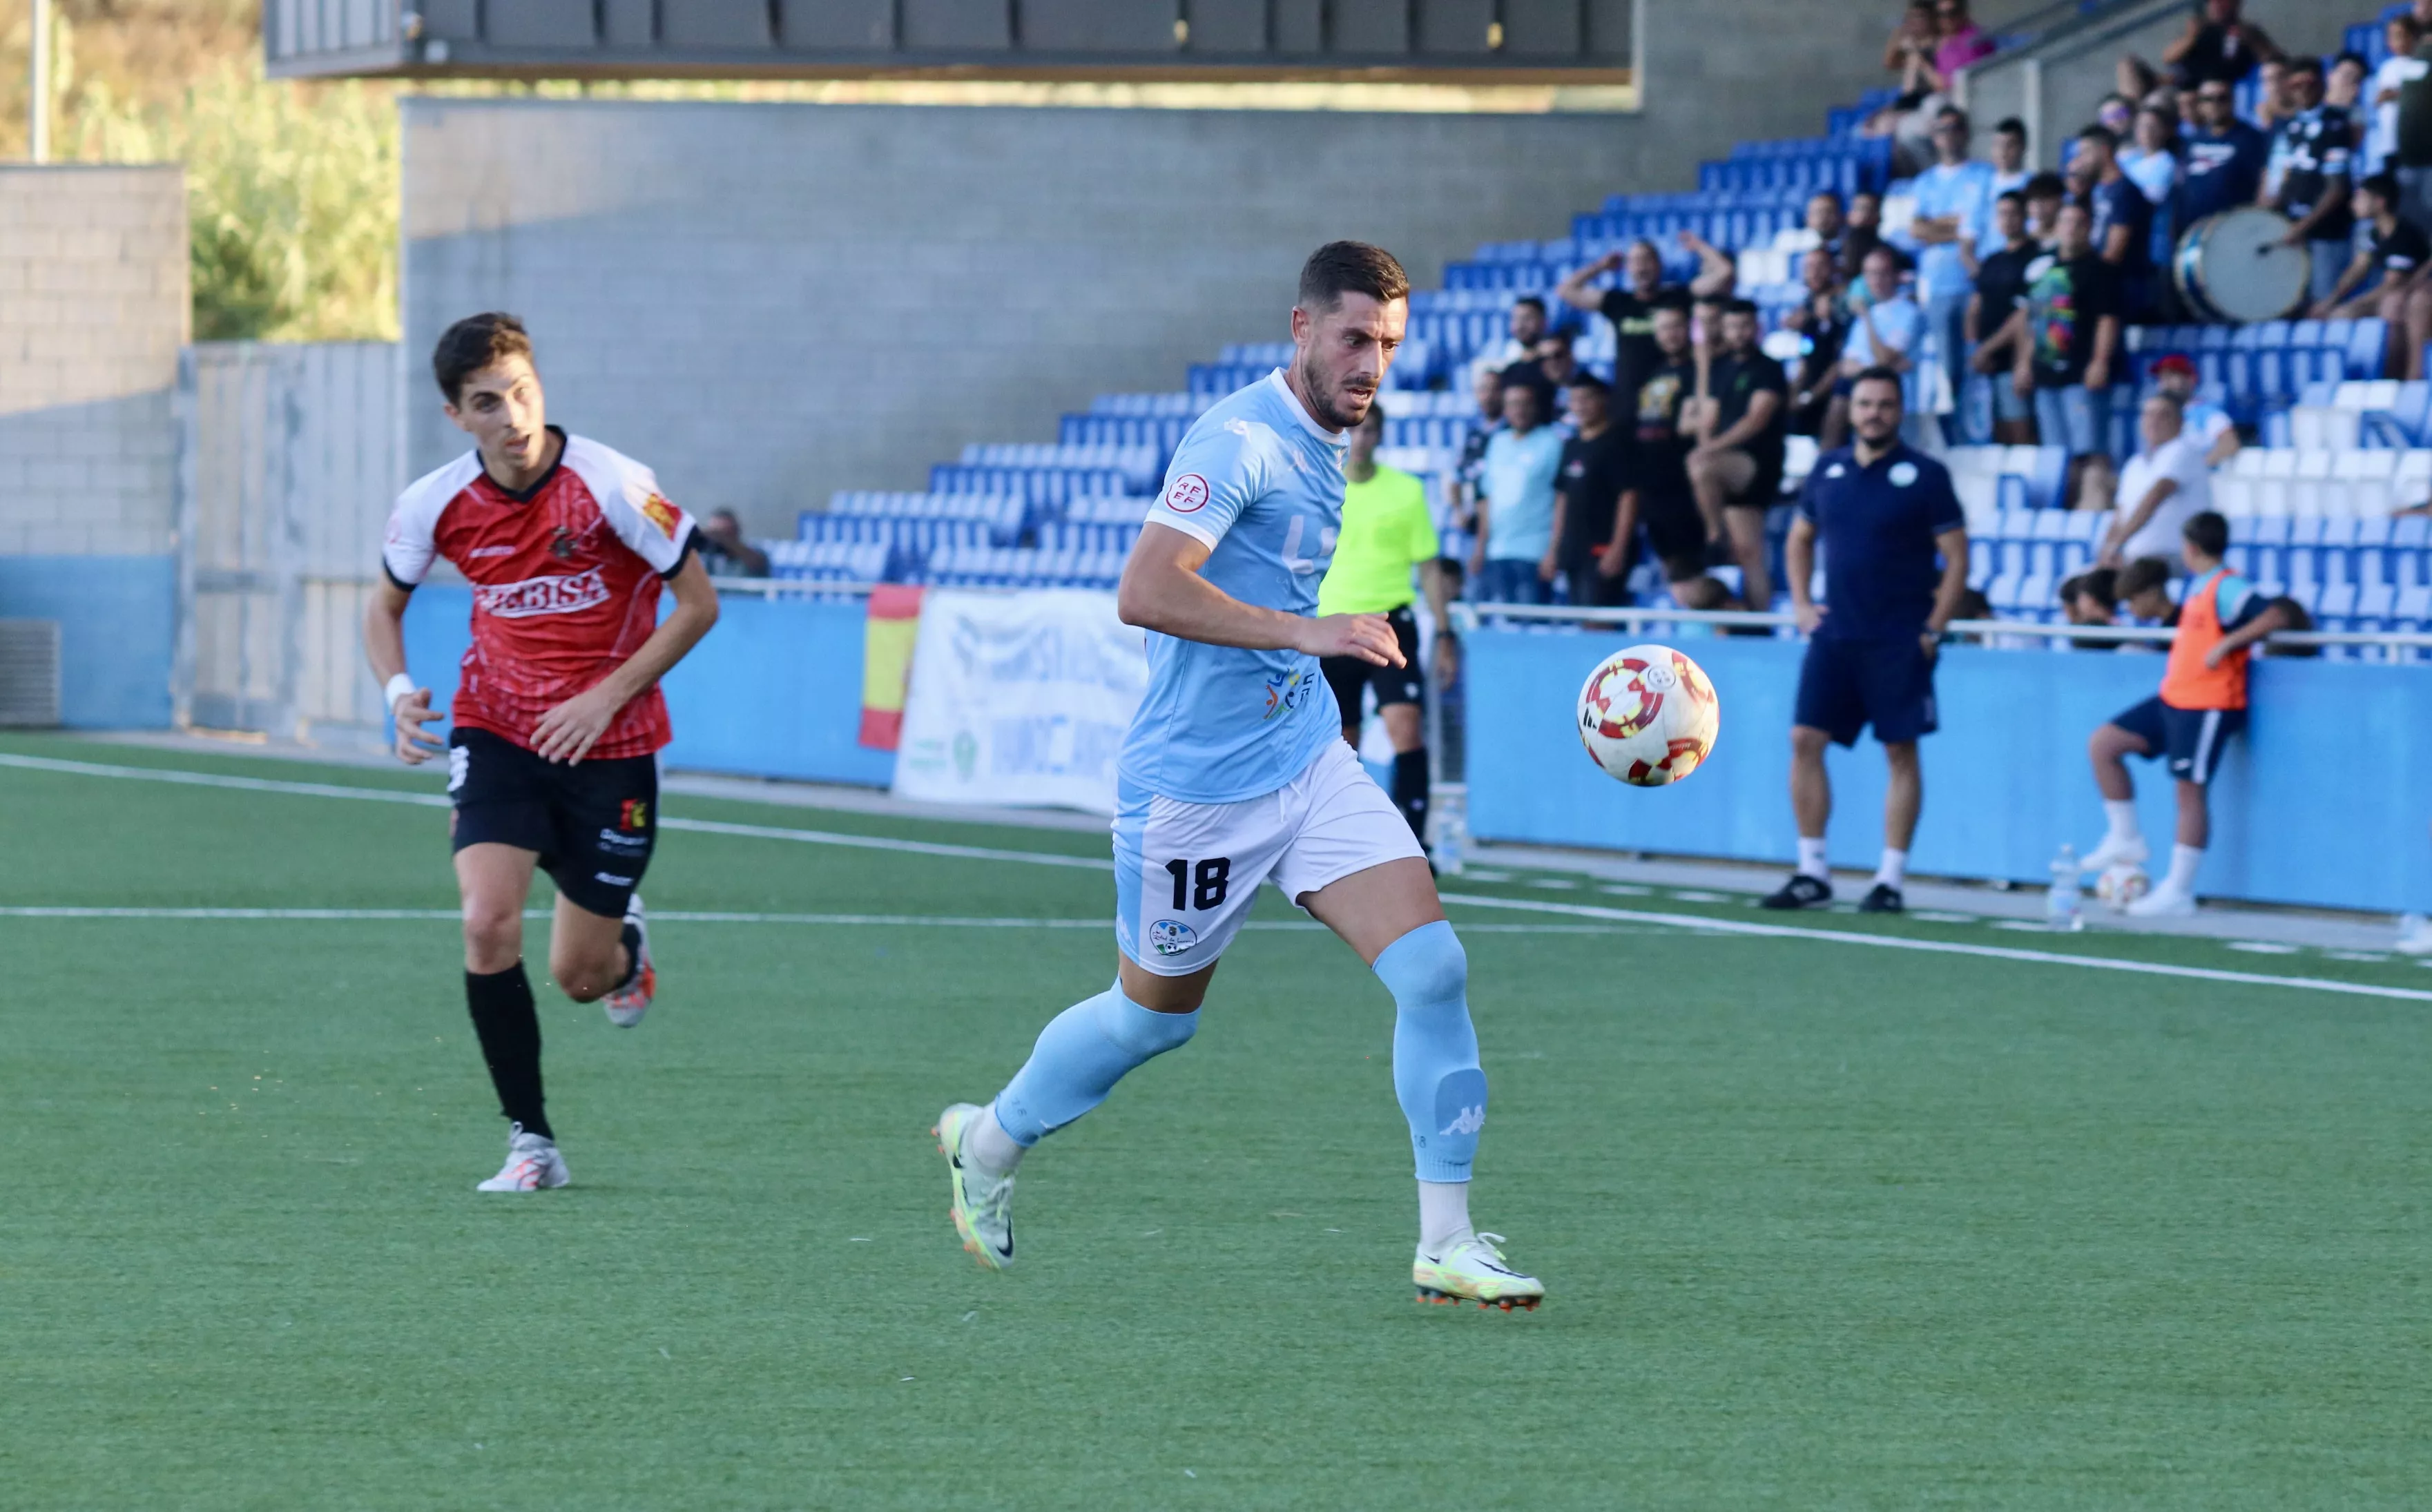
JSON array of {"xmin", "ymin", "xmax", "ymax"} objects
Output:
[{"xmin": 1112, "ymin": 739, "xmax": 1425, "ymax": 976}]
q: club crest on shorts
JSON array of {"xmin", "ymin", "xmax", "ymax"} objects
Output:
[
  {"xmin": 1147, "ymin": 919, "xmax": 1199, "ymax": 956},
  {"xmin": 618, "ymin": 799, "xmax": 650, "ymax": 831}
]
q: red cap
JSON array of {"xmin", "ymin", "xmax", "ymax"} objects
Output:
[{"xmin": 2152, "ymin": 353, "xmax": 2196, "ymax": 377}]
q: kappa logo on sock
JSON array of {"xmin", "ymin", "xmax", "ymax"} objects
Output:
[{"xmin": 1440, "ymin": 1105, "xmax": 1486, "ymax": 1138}]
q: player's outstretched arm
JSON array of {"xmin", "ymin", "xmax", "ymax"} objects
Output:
[
  {"xmin": 1117, "ymin": 521, "xmax": 1402, "ymax": 667},
  {"xmin": 363, "ymin": 578, "xmax": 441, "ymax": 765},
  {"xmin": 530, "ymin": 553, "xmax": 722, "ymax": 764}
]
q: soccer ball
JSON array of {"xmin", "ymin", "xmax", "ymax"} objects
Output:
[
  {"xmin": 1576, "ymin": 643, "xmax": 1720, "ymax": 787},
  {"xmin": 2096, "ymin": 863, "xmax": 2150, "ymax": 908}
]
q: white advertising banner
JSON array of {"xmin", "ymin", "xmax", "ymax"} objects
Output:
[{"xmin": 891, "ymin": 589, "xmax": 1148, "ymax": 813}]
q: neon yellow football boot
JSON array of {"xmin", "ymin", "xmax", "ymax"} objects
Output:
[
  {"xmin": 933, "ymin": 1103, "xmax": 1016, "ymax": 1272},
  {"xmin": 1414, "ymin": 1230, "xmax": 1544, "ymax": 1311}
]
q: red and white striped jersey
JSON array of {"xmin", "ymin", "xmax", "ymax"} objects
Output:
[{"xmin": 383, "ymin": 428, "xmax": 696, "ymax": 761}]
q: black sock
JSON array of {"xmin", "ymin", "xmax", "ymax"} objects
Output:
[
  {"xmin": 465, "ymin": 964, "xmax": 551, "ymax": 1141},
  {"xmin": 616, "ymin": 920, "xmax": 642, "ymax": 991},
  {"xmin": 1391, "ymin": 749, "xmax": 1431, "ymax": 846}
]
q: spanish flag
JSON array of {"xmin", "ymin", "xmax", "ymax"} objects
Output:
[{"xmin": 858, "ymin": 585, "xmax": 925, "ymax": 749}]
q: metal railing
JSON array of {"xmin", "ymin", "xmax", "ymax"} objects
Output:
[{"xmin": 1447, "ymin": 601, "xmax": 2432, "ymax": 654}]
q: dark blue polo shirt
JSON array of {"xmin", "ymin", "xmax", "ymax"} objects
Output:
[
  {"xmin": 2180, "ymin": 121, "xmax": 2268, "ymax": 224},
  {"xmin": 1797, "ymin": 442, "xmax": 1965, "ymax": 640}
]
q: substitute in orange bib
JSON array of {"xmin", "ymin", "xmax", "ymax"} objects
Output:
[
  {"xmin": 2079, "ymin": 510, "xmax": 2290, "ymax": 918},
  {"xmin": 363, "ymin": 312, "xmax": 720, "ymax": 1192}
]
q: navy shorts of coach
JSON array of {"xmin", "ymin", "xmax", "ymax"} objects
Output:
[
  {"xmin": 447, "ymin": 726, "xmax": 659, "ymax": 918},
  {"xmin": 1791, "ymin": 440, "xmax": 1965, "ymax": 747}
]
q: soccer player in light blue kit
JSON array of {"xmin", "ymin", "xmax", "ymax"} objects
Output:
[{"xmin": 934, "ymin": 242, "xmax": 1543, "ymax": 1309}]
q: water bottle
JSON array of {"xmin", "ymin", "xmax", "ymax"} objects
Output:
[
  {"xmin": 1433, "ymin": 785, "xmax": 1467, "ymax": 877},
  {"xmin": 2047, "ymin": 844, "xmax": 2083, "ymax": 932}
]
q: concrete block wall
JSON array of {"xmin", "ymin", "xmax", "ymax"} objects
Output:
[
  {"xmin": 0, "ymin": 166, "xmax": 188, "ymax": 725},
  {"xmin": 0, "ymin": 166, "xmax": 189, "ymax": 556},
  {"xmin": 401, "ymin": 1, "xmax": 1893, "ymax": 534}
]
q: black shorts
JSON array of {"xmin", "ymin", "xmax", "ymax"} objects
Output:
[
  {"xmin": 2110, "ymin": 695, "xmax": 2244, "ymax": 786},
  {"xmin": 1640, "ymin": 492, "xmax": 1708, "ymax": 572},
  {"xmin": 1320, "ymin": 605, "xmax": 1426, "ymax": 721},
  {"xmin": 1794, "ymin": 632, "xmax": 1939, "ymax": 746},
  {"xmin": 447, "ymin": 726, "xmax": 659, "ymax": 918}
]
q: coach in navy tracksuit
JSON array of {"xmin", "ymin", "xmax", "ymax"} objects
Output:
[{"xmin": 1764, "ymin": 367, "xmax": 1970, "ymax": 915}]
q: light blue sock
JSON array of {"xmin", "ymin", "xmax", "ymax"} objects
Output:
[
  {"xmin": 990, "ymin": 982, "xmax": 1199, "ymax": 1147},
  {"xmin": 1374, "ymin": 920, "xmax": 1485, "ymax": 1183}
]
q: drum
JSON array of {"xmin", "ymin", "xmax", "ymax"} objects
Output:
[{"xmin": 2172, "ymin": 207, "xmax": 2312, "ymax": 323}]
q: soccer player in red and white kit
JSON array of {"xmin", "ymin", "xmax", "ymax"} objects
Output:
[{"xmin": 364, "ymin": 313, "xmax": 720, "ymax": 1192}]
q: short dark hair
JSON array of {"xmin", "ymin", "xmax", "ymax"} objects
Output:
[
  {"xmin": 1538, "ymin": 327, "xmax": 1575, "ymax": 348},
  {"xmin": 432, "ymin": 312, "xmax": 533, "ymax": 404},
  {"xmin": 1995, "ymin": 115, "xmax": 2028, "ymax": 137},
  {"xmin": 1808, "ymin": 189, "xmax": 1844, "ymax": 208},
  {"xmin": 1297, "ymin": 241, "xmax": 1409, "ymax": 312},
  {"xmin": 1566, "ymin": 371, "xmax": 1610, "ymax": 396},
  {"xmin": 2061, "ymin": 566, "xmax": 2119, "ymax": 605},
  {"xmin": 2285, "ymin": 55, "xmax": 2322, "ymax": 78},
  {"xmin": 1994, "ymin": 189, "xmax": 2025, "ymax": 209},
  {"xmin": 2024, "ymin": 171, "xmax": 2069, "ymax": 201},
  {"xmin": 1936, "ymin": 105, "xmax": 1971, "ymax": 131},
  {"xmin": 2334, "ymin": 50, "xmax": 2370, "ymax": 72},
  {"xmin": 1722, "ymin": 297, "xmax": 1759, "ymax": 318},
  {"xmin": 2362, "ymin": 171, "xmax": 2402, "ymax": 204},
  {"xmin": 2182, "ymin": 510, "xmax": 2229, "ymax": 558},
  {"xmin": 2076, "ymin": 123, "xmax": 2119, "ymax": 153},
  {"xmin": 2396, "ymin": 13, "xmax": 2422, "ymax": 35},
  {"xmin": 2116, "ymin": 556, "xmax": 2173, "ymax": 599},
  {"xmin": 1512, "ymin": 294, "xmax": 1547, "ymax": 314},
  {"xmin": 1851, "ymin": 365, "xmax": 1905, "ymax": 400}
]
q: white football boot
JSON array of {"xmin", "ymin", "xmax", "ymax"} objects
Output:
[
  {"xmin": 2125, "ymin": 882, "xmax": 2197, "ymax": 919},
  {"xmin": 2080, "ymin": 832, "xmax": 2150, "ymax": 874},
  {"xmin": 476, "ymin": 1123, "xmax": 570, "ymax": 1192},
  {"xmin": 601, "ymin": 893, "xmax": 655, "ymax": 1029},
  {"xmin": 934, "ymin": 1103, "xmax": 1016, "ymax": 1271},
  {"xmin": 1414, "ymin": 1230, "xmax": 1545, "ymax": 1311}
]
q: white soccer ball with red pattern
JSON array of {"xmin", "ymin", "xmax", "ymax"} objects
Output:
[{"xmin": 1576, "ymin": 644, "xmax": 1720, "ymax": 788}]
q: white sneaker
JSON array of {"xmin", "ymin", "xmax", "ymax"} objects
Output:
[
  {"xmin": 2397, "ymin": 913, "xmax": 2432, "ymax": 956},
  {"xmin": 476, "ymin": 1123, "xmax": 570, "ymax": 1192},
  {"xmin": 934, "ymin": 1103, "xmax": 1016, "ymax": 1270},
  {"xmin": 602, "ymin": 893, "xmax": 654, "ymax": 1029},
  {"xmin": 2125, "ymin": 883, "xmax": 2197, "ymax": 919},
  {"xmin": 1414, "ymin": 1230, "xmax": 1544, "ymax": 1311},
  {"xmin": 2081, "ymin": 833, "xmax": 2150, "ymax": 873}
]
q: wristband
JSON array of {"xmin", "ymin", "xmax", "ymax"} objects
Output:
[{"xmin": 384, "ymin": 673, "xmax": 417, "ymax": 710}]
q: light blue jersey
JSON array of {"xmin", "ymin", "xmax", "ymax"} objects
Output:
[{"xmin": 1119, "ymin": 370, "xmax": 1349, "ymax": 805}]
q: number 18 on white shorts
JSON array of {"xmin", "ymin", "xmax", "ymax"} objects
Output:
[{"xmin": 1114, "ymin": 739, "xmax": 1425, "ymax": 976}]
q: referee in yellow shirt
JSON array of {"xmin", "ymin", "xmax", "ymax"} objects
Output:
[{"xmin": 1319, "ymin": 404, "xmax": 1456, "ymax": 851}]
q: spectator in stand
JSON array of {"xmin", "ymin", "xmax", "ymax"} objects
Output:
[
  {"xmin": 695, "ymin": 510, "xmax": 771, "ymax": 578},
  {"xmin": 2119, "ymin": 56, "xmax": 2161, "ymax": 108},
  {"xmin": 2116, "ymin": 554, "xmax": 2177, "ymax": 632},
  {"xmin": 2080, "ymin": 510, "xmax": 2292, "ymax": 918},
  {"xmin": 1678, "ymin": 228, "xmax": 1741, "ymax": 299},
  {"xmin": 2329, "ymin": 52, "xmax": 2371, "ymax": 141},
  {"xmin": 1688, "ymin": 299, "xmax": 1791, "ymax": 612},
  {"xmin": 2149, "ymin": 353, "xmax": 2240, "ymax": 468},
  {"xmin": 2072, "ymin": 124, "xmax": 2155, "ymax": 318},
  {"xmin": 2120, "ymin": 104, "xmax": 2183, "ymax": 208},
  {"xmin": 1470, "ymin": 377, "xmax": 1564, "ymax": 605},
  {"xmin": 1784, "ymin": 246, "xmax": 1854, "ymax": 441},
  {"xmin": 1765, "ymin": 367, "xmax": 1970, "ymax": 915},
  {"xmin": 1967, "ymin": 191, "xmax": 2040, "ymax": 444},
  {"xmin": 1799, "ymin": 190, "xmax": 1851, "ymax": 262},
  {"xmin": 1447, "ymin": 363, "xmax": 1503, "ymax": 550},
  {"xmin": 1549, "ymin": 375, "xmax": 1634, "ymax": 610},
  {"xmin": 1988, "ymin": 117, "xmax": 2034, "ymax": 205},
  {"xmin": 2372, "ymin": 14, "xmax": 2428, "ymax": 176},
  {"xmin": 2017, "ymin": 200, "xmax": 2123, "ymax": 475},
  {"xmin": 1900, "ymin": 105, "xmax": 1996, "ymax": 445},
  {"xmin": 1469, "ymin": 295, "xmax": 1547, "ymax": 388},
  {"xmin": 2316, "ymin": 173, "xmax": 2432, "ymax": 379},
  {"xmin": 2096, "ymin": 93, "xmax": 2137, "ymax": 143},
  {"xmin": 1843, "ymin": 191, "xmax": 1891, "ymax": 282},
  {"xmin": 2163, "ymin": 0, "xmax": 2281, "ymax": 92},
  {"xmin": 2023, "ymin": 171, "xmax": 2069, "ymax": 247},
  {"xmin": 1930, "ymin": 0, "xmax": 1996, "ymax": 86},
  {"xmin": 2181, "ymin": 78, "xmax": 2272, "ymax": 224},
  {"xmin": 2059, "ymin": 566, "xmax": 2123, "ymax": 646},
  {"xmin": 2099, "ymin": 393, "xmax": 2211, "ymax": 569},
  {"xmin": 1500, "ymin": 328, "xmax": 1581, "ymax": 423},
  {"xmin": 1842, "ymin": 246, "xmax": 1924, "ymax": 425},
  {"xmin": 2254, "ymin": 58, "xmax": 2290, "ymax": 131},
  {"xmin": 1556, "ymin": 239, "xmax": 1674, "ymax": 398},
  {"xmin": 2262, "ymin": 57, "xmax": 2358, "ymax": 307},
  {"xmin": 1625, "ymin": 301, "xmax": 1709, "ymax": 581}
]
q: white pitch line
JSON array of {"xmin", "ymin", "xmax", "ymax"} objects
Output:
[
  {"xmin": 0, "ymin": 904, "xmax": 1627, "ymax": 935},
  {"xmin": 3, "ymin": 751, "xmax": 2410, "ymax": 999},
  {"xmin": 1436, "ymin": 893, "xmax": 2432, "ymax": 1004}
]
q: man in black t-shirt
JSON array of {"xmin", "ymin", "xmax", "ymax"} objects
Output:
[
  {"xmin": 1967, "ymin": 191, "xmax": 2040, "ymax": 443},
  {"xmin": 1689, "ymin": 299, "xmax": 1791, "ymax": 612},
  {"xmin": 1557, "ymin": 239, "xmax": 1674, "ymax": 398},
  {"xmin": 2016, "ymin": 201, "xmax": 2122, "ymax": 463},
  {"xmin": 1783, "ymin": 246, "xmax": 1852, "ymax": 440},
  {"xmin": 1624, "ymin": 301, "xmax": 1707, "ymax": 579},
  {"xmin": 1549, "ymin": 376, "xmax": 1636, "ymax": 609},
  {"xmin": 2262, "ymin": 57, "xmax": 2356, "ymax": 306},
  {"xmin": 2320, "ymin": 173, "xmax": 2432, "ymax": 379}
]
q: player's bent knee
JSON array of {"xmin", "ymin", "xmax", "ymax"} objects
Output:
[{"xmin": 1373, "ymin": 919, "xmax": 1467, "ymax": 1008}]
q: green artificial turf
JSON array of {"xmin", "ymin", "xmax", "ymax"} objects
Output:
[{"xmin": 3, "ymin": 735, "xmax": 2430, "ymax": 1508}]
